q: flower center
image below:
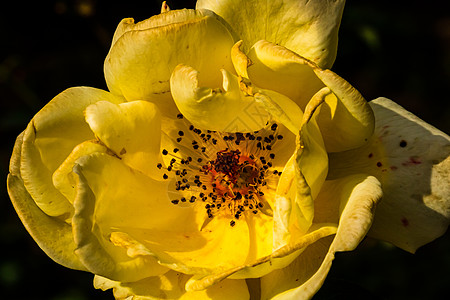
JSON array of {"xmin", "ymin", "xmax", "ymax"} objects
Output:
[
  {"xmin": 203, "ymin": 149, "xmax": 258, "ymax": 196},
  {"xmin": 158, "ymin": 114, "xmax": 283, "ymax": 227}
]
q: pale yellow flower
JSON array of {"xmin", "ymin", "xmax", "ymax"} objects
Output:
[{"xmin": 7, "ymin": 1, "xmax": 449, "ymax": 299}]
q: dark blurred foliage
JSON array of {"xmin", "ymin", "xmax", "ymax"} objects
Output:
[{"xmin": 0, "ymin": 0, "xmax": 449, "ymax": 299}]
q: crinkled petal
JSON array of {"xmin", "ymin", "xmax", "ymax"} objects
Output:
[
  {"xmin": 329, "ymin": 98, "xmax": 450, "ymax": 252},
  {"xmin": 20, "ymin": 122, "xmax": 72, "ymax": 218},
  {"xmin": 85, "ymin": 100, "xmax": 163, "ymax": 179},
  {"xmin": 196, "ymin": 0, "xmax": 345, "ymax": 68},
  {"xmin": 52, "ymin": 140, "xmax": 109, "ymax": 203},
  {"xmin": 245, "ymin": 40, "xmax": 325, "ymax": 111},
  {"xmin": 170, "ymin": 64, "xmax": 269, "ymax": 132},
  {"xmin": 19, "ymin": 87, "xmax": 123, "ymax": 218},
  {"xmin": 272, "ymin": 102, "xmax": 328, "ymax": 249},
  {"xmin": 72, "ymin": 153, "xmax": 181, "ymax": 282},
  {"xmin": 94, "ymin": 272, "xmax": 250, "ymax": 300},
  {"xmin": 7, "ymin": 132, "xmax": 86, "ymax": 271},
  {"xmin": 370, "ymin": 98, "xmax": 449, "ymax": 252},
  {"xmin": 105, "ymin": 9, "xmax": 235, "ymax": 113},
  {"xmin": 253, "ymin": 89, "xmax": 303, "ymax": 135},
  {"xmin": 261, "ymin": 174, "xmax": 382, "ymax": 300},
  {"xmin": 312, "ymin": 67, "xmax": 375, "ymax": 152}
]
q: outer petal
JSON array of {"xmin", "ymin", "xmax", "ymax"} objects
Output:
[
  {"xmin": 333, "ymin": 97, "xmax": 449, "ymax": 252},
  {"xmin": 105, "ymin": 9, "xmax": 235, "ymax": 111},
  {"xmin": 72, "ymin": 153, "xmax": 171, "ymax": 282},
  {"xmin": 7, "ymin": 132, "xmax": 86, "ymax": 271},
  {"xmin": 18, "ymin": 87, "xmax": 123, "ymax": 218},
  {"xmin": 170, "ymin": 64, "xmax": 269, "ymax": 132},
  {"xmin": 329, "ymin": 98, "xmax": 450, "ymax": 252},
  {"xmin": 94, "ymin": 272, "xmax": 250, "ymax": 300},
  {"xmin": 196, "ymin": 0, "xmax": 345, "ymax": 68},
  {"xmin": 84, "ymin": 100, "xmax": 163, "ymax": 179},
  {"xmin": 261, "ymin": 174, "xmax": 382, "ymax": 300}
]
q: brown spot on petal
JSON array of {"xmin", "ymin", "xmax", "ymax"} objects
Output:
[
  {"xmin": 120, "ymin": 148, "xmax": 127, "ymax": 155},
  {"xmin": 401, "ymin": 218, "xmax": 409, "ymax": 227}
]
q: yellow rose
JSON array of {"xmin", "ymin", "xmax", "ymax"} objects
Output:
[{"xmin": 7, "ymin": 1, "xmax": 450, "ymax": 299}]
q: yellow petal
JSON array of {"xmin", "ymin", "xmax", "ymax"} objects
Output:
[
  {"xmin": 19, "ymin": 87, "xmax": 123, "ymax": 217},
  {"xmin": 170, "ymin": 64, "xmax": 269, "ymax": 132},
  {"xmin": 312, "ymin": 67, "xmax": 375, "ymax": 152},
  {"xmin": 253, "ymin": 90, "xmax": 303, "ymax": 135},
  {"xmin": 7, "ymin": 132, "xmax": 86, "ymax": 271},
  {"xmin": 72, "ymin": 153, "xmax": 171, "ymax": 282},
  {"xmin": 105, "ymin": 9, "xmax": 235, "ymax": 109},
  {"xmin": 261, "ymin": 237, "xmax": 334, "ymax": 300},
  {"xmin": 297, "ymin": 100, "xmax": 328, "ymax": 201},
  {"xmin": 84, "ymin": 100, "xmax": 162, "ymax": 179},
  {"xmin": 52, "ymin": 140, "xmax": 110, "ymax": 203},
  {"xmin": 246, "ymin": 40, "xmax": 325, "ymax": 111},
  {"xmin": 261, "ymin": 174, "xmax": 382, "ymax": 299},
  {"xmin": 231, "ymin": 40, "xmax": 252, "ymax": 79},
  {"xmin": 272, "ymin": 155, "xmax": 297, "ymax": 248},
  {"xmin": 196, "ymin": 0, "xmax": 345, "ymax": 68},
  {"xmin": 272, "ymin": 105, "xmax": 328, "ymax": 249},
  {"xmin": 20, "ymin": 122, "xmax": 72, "ymax": 217},
  {"xmin": 366, "ymin": 98, "xmax": 448, "ymax": 253},
  {"xmin": 94, "ymin": 272, "xmax": 250, "ymax": 300}
]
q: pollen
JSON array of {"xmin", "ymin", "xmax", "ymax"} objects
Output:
[{"xmin": 157, "ymin": 113, "xmax": 283, "ymax": 227}]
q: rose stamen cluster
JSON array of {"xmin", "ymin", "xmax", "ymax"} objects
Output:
[{"xmin": 158, "ymin": 114, "xmax": 283, "ymax": 226}]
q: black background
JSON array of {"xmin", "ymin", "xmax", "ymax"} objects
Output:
[{"xmin": 1, "ymin": 1, "xmax": 449, "ymax": 299}]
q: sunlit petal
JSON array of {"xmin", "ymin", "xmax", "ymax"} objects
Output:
[
  {"xmin": 7, "ymin": 133, "xmax": 86, "ymax": 271},
  {"xmin": 94, "ymin": 271, "xmax": 250, "ymax": 300},
  {"xmin": 105, "ymin": 9, "xmax": 235, "ymax": 114},
  {"xmin": 196, "ymin": 0, "xmax": 345, "ymax": 68},
  {"xmin": 170, "ymin": 64, "xmax": 269, "ymax": 132}
]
